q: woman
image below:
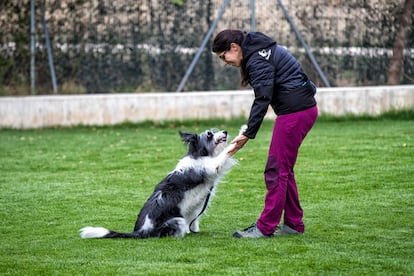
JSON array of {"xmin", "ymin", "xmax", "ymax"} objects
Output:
[{"xmin": 212, "ymin": 30, "xmax": 318, "ymax": 238}]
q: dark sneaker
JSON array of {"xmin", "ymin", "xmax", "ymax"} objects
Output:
[
  {"xmin": 233, "ymin": 224, "xmax": 272, "ymax": 238},
  {"xmin": 273, "ymin": 224, "xmax": 303, "ymax": 236}
]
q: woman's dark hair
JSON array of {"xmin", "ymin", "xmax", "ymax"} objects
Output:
[{"xmin": 212, "ymin": 29, "xmax": 249, "ymax": 86}]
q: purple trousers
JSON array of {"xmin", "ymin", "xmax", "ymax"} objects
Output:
[{"xmin": 256, "ymin": 106, "xmax": 318, "ymax": 235}]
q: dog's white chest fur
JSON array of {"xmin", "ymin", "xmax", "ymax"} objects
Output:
[{"xmin": 175, "ymin": 153, "xmax": 236, "ymax": 233}]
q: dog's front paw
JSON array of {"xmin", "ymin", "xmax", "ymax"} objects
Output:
[
  {"xmin": 225, "ymin": 143, "xmax": 237, "ymax": 157},
  {"xmin": 189, "ymin": 220, "xmax": 200, "ymax": 233}
]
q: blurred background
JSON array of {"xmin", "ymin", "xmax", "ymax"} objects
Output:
[{"xmin": 1, "ymin": 0, "xmax": 413, "ymax": 95}]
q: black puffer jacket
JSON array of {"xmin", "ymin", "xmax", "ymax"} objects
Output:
[{"xmin": 241, "ymin": 32, "xmax": 317, "ymax": 139}]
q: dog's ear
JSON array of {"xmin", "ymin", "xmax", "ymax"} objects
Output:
[{"xmin": 179, "ymin": 131, "xmax": 197, "ymax": 144}]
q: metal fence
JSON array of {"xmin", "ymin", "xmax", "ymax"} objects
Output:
[{"xmin": 1, "ymin": 0, "xmax": 413, "ymax": 95}]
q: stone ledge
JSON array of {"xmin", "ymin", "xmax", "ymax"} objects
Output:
[{"xmin": 1, "ymin": 85, "xmax": 413, "ymax": 129}]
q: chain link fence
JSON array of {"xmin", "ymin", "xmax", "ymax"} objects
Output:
[{"xmin": 0, "ymin": 0, "xmax": 413, "ymax": 95}]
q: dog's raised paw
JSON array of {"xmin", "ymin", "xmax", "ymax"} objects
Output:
[{"xmin": 239, "ymin": 125, "xmax": 248, "ymax": 136}]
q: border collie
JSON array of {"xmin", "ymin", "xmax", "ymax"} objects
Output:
[{"xmin": 80, "ymin": 127, "xmax": 244, "ymax": 239}]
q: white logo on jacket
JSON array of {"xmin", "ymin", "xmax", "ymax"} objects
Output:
[{"xmin": 258, "ymin": 49, "xmax": 271, "ymax": 60}]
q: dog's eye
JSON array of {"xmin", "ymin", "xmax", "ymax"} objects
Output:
[{"xmin": 206, "ymin": 131, "xmax": 214, "ymax": 138}]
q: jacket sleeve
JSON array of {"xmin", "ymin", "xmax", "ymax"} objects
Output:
[{"xmin": 243, "ymin": 57, "xmax": 275, "ymax": 139}]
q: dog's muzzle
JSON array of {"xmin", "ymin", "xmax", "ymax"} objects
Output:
[{"xmin": 215, "ymin": 131, "xmax": 228, "ymax": 145}]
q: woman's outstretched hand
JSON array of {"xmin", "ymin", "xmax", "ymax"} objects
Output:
[{"xmin": 227, "ymin": 134, "xmax": 249, "ymax": 156}]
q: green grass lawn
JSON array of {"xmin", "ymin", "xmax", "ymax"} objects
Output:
[{"xmin": 1, "ymin": 112, "xmax": 413, "ymax": 275}]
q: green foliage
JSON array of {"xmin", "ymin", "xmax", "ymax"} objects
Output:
[
  {"xmin": 1, "ymin": 114, "xmax": 413, "ymax": 274},
  {"xmin": 1, "ymin": 1, "xmax": 413, "ymax": 94},
  {"xmin": 171, "ymin": 0, "xmax": 184, "ymax": 7},
  {"xmin": 316, "ymin": 108, "xmax": 414, "ymax": 122}
]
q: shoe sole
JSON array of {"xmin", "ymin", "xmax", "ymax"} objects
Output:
[{"xmin": 233, "ymin": 231, "xmax": 273, "ymax": 238}]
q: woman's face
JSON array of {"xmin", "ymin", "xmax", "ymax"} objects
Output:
[{"xmin": 216, "ymin": 43, "xmax": 242, "ymax": 67}]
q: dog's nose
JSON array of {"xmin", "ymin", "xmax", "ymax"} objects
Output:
[{"xmin": 223, "ymin": 131, "xmax": 228, "ymax": 136}]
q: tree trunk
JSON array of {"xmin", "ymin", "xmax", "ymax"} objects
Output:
[{"xmin": 387, "ymin": 0, "xmax": 414, "ymax": 85}]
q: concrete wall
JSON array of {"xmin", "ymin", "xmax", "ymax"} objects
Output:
[{"xmin": 1, "ymin": 85, "xmax": 413, "ymax": 129}]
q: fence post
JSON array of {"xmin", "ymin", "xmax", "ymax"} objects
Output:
[
  {"xmin": 40, "ymin": 0, "xmax": 58, "ymax": 94},
  {"xmin": 277, "ymin": 0, "xmax": 331, "ymax": 87},
  {"xmin": 30, "ymin": 0, "xmax": 36, "ymax": 95},
  {"xmin": 176, "ymin": 0, "xmax": 230, "ymax": 92},
  {"xmin": 251, "ymin": 0, "xmax": 255, "ymax": 32}
]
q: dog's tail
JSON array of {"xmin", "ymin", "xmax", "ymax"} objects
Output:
[{"xmin": 80, "ymin": 226, "xmax": 141, "ymax": 239}]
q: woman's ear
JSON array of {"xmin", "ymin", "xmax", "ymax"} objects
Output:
[
  {"xmin": 230, "ymin": 43, "xmax": 239, "ymax": 50},
  {"xmin": 230, "ymin": 43, "xmax": 243, "ymax": 62}
]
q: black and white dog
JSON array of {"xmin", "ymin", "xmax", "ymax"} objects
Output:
[{"xmin": 80, "ymin": 127, "xmax": 244, "ymax": 239}]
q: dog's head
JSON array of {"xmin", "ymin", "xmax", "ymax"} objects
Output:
[{"xmin": 179, "ymin": 129, "xmax": 228, "ymax": 158}]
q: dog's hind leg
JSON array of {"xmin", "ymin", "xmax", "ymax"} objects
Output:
[{"xmin": 156, "ymin": 217, "xmax": 187, "ymax": 238}]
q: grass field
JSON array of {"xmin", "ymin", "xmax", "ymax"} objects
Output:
[{"xmin": 1, "ymin": 112, "xmax": 413, "ymax": 275}]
